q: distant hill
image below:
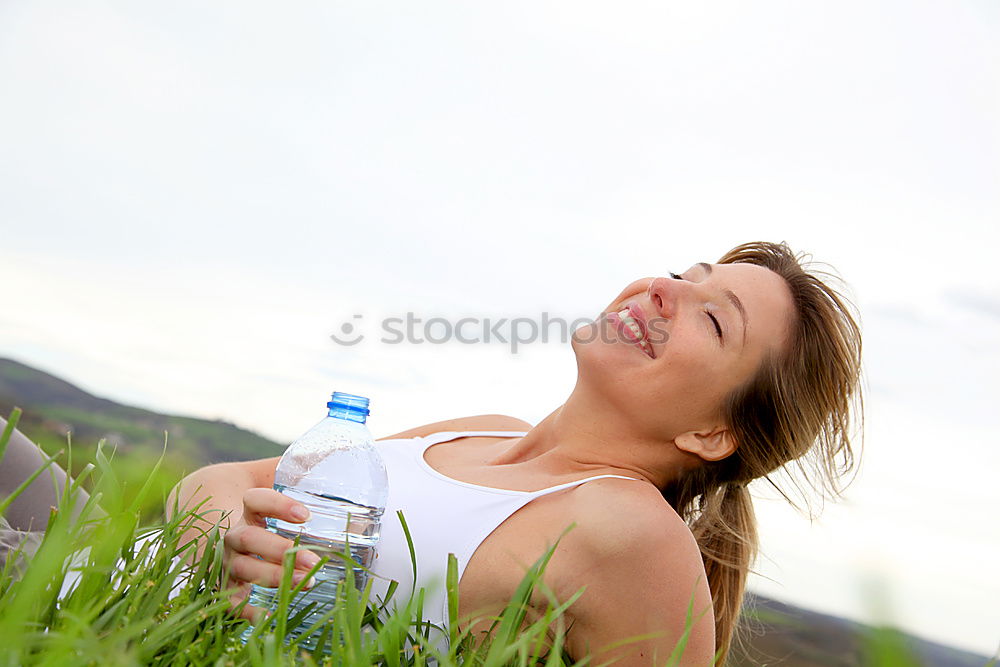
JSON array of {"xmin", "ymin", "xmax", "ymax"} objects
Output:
[
  {"xmin": 731, "ymin": 594, "xmax": 992, "ymax": 667},
  {"xmin": 0, "ymin": 358, "xmax": 991, "ymax": 666},
  {"xmin": 0, "ymin": 357, "xmax": 282, "ymax": 467}
]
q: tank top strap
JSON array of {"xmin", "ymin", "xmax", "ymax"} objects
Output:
[
  {"xmin": 527, "ymin": 473, "xmax": 641, "ymax": 498},
  {"xmin": 419, "ymin": 430, "xmax": 528, "ymax": 447}
]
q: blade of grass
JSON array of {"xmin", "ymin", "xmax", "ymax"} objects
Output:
[{"xmin": 0, "ymin": 407, "xmax": 21, "ymax": 462}]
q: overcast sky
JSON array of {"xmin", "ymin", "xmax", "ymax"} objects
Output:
[{"xmin": 1, "ymin": 0, "xmax": 998, "ymax": 655}]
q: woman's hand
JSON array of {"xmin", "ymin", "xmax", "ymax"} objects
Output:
[{"xmin": 223, "ymin": 487, "xmax": 321, "ymax": 620}]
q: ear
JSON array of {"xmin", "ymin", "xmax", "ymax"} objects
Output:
[{"xmin": 674, "ymin": 426, "xmax": 737, "ymax": 462}]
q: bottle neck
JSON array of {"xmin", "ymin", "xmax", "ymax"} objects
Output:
[{"xmin": 328, "ymin": 405, "xmax": 368, "ymax": 424}]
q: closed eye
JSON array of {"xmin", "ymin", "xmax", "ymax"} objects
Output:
[{"xmin": 707, "ymin": 311, "xmax": 723, "ymax": 339}]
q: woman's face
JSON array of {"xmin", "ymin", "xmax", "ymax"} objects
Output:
[{"xmin": 571, "ymin": 261, "xmax": 794, "ymax": 442}]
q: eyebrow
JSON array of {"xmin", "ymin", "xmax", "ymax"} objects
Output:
[
  {"xmin": 725, "ymin": 288, "xmax": 748, "ymax": 347},
  {"xmin": 697, "ymin": 262, "xmax": 748, "ymax": 347}
]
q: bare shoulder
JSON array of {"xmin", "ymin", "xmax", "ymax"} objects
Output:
[
  {"xmin": 567, "ymin": 477, "xmax": 697, "ymax": 560},
  {"xmin": 551, "ymin": 479, "xmax": 715, "ymax": 665},
  {"xmin": 377, "ymin": 414, "xmax": 532, "ymax": 440}
]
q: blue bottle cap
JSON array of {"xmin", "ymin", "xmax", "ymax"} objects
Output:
[{"xmin": 327, "ymin": 391, "xmax": 371, "ymax": 416}]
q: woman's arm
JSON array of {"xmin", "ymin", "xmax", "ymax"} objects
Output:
[
  {"xmin": 167, "ymin": 457, "xmax": 280, "ymax": 530},
  {"xmin": 168, "ymin": 457, "xmax": 322, "ymax": 619}
]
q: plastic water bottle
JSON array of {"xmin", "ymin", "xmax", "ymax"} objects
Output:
[{"xmin": 242, "ymin": 392, "xmax": 388, "ymax": 649}]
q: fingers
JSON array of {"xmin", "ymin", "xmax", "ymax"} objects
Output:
[
  {"xmin": 228, "ymin": 582, "xmax": 262, "ymax": 622},
  {"xmin": 241, "ymin": 487, "xmax": 311, "ymax": 527},
  {"xmin": 225, "ymin": 524, "xmax": 320, "ymax": 567},
  {"xmin": 222, "ymin": 487, "xmax": 319, "ymax": 618},
  {"xmin": 225, "ymin": 550, "xmax": 319, "ymax": 621},
  {"xmin": 228, "ymin": 552, "xmax": 317, "ymax": 590},
  {"xmin": 224, "ymin": 525, "xmax": 321, "ymax": 589}
]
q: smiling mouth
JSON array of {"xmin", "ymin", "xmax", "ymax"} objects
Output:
[{"xmin": 608, "ymin": 307, "xmax": 655, "ymax": 358}]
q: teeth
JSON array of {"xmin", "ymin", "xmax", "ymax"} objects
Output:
[{"xmin": 617, "ymin": 308, "xmax": 648, "ymax": 348}]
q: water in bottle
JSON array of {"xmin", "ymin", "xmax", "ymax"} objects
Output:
[{"xmin": 241, "ymin": 392, "xmax": 388, "ymax": 650}]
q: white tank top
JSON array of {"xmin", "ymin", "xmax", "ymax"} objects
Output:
[{"xmin": 368, "ymin": 430, "xmax": 639, "ymax": 640}]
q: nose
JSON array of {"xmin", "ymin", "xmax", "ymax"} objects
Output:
[{"xmin": 647, "ymin": 276, "xmax": 678, "ymax": 319}]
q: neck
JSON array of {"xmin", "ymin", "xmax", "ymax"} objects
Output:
[{"xmin": 488, "ymin": 384, "xmax": 686, "ymax": 489}]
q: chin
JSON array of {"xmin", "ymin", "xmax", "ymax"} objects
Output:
[
  {"xmin": 570, "ymin": 320, "xmax": 610, "ymax": 357},
  {"xmin": 573, "ymin": 321, "xmax": 644, "ymax": 389},
  {"xmin": 570, "ymin": 321, "xmax": 595, "ymax": 350}
]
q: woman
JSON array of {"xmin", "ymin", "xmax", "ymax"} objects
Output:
[{"xmin": 172, "ymin": 241, "xmax": 862, "ymax": 666}]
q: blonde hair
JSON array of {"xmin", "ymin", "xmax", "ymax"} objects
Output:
[{"xmin": 662, "ymin": 241, "xmax": 863, "ymax": 665}]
